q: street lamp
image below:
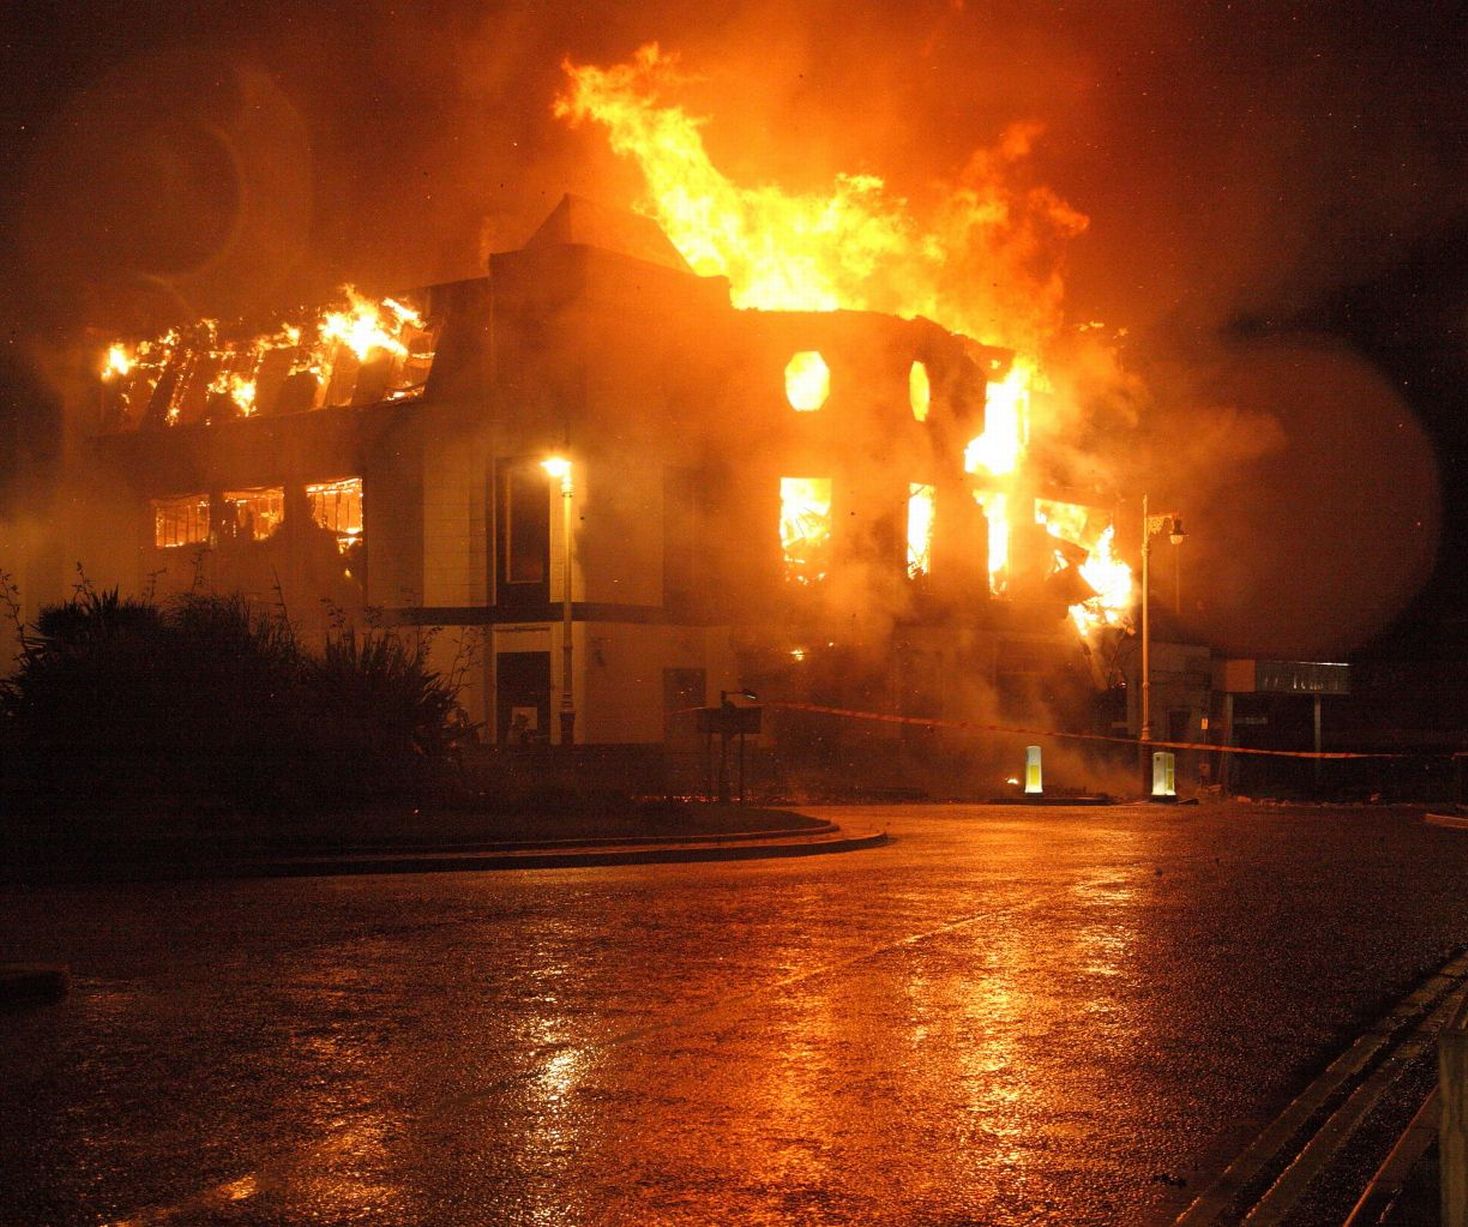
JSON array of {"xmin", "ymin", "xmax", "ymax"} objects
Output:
[
  {"xmin": 1140, "ymin": 493, "xmax": 1185, "ymax": 752},
  {"xmin": 541, "ymin": 456, "xmax": 575, "ymax": 745}
]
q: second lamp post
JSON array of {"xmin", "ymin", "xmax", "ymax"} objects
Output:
[{"xmin": 1140, "ymin": 494, "xmax": 1185, "ymax": 754}]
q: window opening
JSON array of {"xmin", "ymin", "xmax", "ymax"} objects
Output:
[
  {"xmin": 222, "ymin": 487, "xmax": 285, "ymax": 542},
  {"xmin": 785, "ymin": 351, "xmax": 830, "ymax": 411},
  {"xmin": 306, "ymin": 477, "xmax": 363, "ymax": 554},
  {"xmin": 780, "ymin": 477, "xmax": 832, "ymax": 585},
  {"xmin": 152, "ymin": 494, "xmax": 211, "ymax": 549}
]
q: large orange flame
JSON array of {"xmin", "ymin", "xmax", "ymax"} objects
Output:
[
  {"xmin": 556, "ymin": 46, "xmax": 1131, "ymax": 640},
  {"xmin": 1035, "ymin": 500, "xmax": 1134, "ymax": 637},
  {"xmin": 555, "ymin": 45, "xmax": 1087, "ymax": 352}
]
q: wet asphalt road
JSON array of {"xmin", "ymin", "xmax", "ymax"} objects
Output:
[{"xmin": 4, "ymin": 802, "xmax": 1468, "ymax": 1226}]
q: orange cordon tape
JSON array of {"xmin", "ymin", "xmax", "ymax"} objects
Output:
[{"xmin": 762, "ymin": 700, "xmax": 1419, "ymax": 760}]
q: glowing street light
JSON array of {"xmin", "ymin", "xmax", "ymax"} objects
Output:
[{"xmin": 541, "ymin": 456, "xmax": 575, "ymax": 745}]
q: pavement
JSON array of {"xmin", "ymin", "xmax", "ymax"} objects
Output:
[
  {"xmin": 1, "ymin": 816, "xmax": 887, "ymax": 1010},
  {"xmin": 349, "ymin": 801, "xmax": 1452, "ymax": 1225},
  {"xmin": 238, "ymin": 817, "xmax": 890, "ymax": 878},
  {"xmin": 7, "ymin": 800, "xmax": 1464, "ymax": 1223},
  {"xmin": 8, "ymin": 801, "xmax": 1468, "ymax": 1225},
  {"xmin": 0, "ymin": 814, "xmax": 891, "ymax": 887}
]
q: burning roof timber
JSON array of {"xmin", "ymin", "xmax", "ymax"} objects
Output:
[
  {"xmin": 98, "ymin": 288, "xmax": 438, "ymax": 432},
  {"xmin": 94, "ymin": 194, "xmax": 1003, "ymax": 440}
]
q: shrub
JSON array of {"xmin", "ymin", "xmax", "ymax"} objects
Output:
[{"xmin": 1, "ymin": 587, "xmax": 468, "ymax": 818}]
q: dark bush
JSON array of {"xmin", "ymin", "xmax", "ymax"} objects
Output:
[{"xmin": 1, "ymin": 587, "xmax": 467, "ymax": 818}]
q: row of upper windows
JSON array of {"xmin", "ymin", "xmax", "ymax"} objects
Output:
[
  {"xmin": 784, "ymin": 352, "xmax": 932, "ymax": 421},
  {"xmin": 491, "ymin": 463, "xmax": 935, "ymax": 602},
  {"xmin": 150, "ymin": 478, "xmax": 363, "ymax": 551},
  {"xmin": 780, "ymin": 477, "xmax": 936, "ymax": 586}
]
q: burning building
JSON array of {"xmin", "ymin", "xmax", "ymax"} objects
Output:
[{"xmin": 77, "ymin": 192, "xmax": 1139, "ymax": 764}]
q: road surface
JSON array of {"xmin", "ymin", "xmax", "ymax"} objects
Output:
[{"xmin": 4, "ymin": 803, "xmax": 1468, "ymax": 1225}]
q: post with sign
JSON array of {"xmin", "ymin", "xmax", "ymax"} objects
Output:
[{"xmin": 698, "ymin": 692, "xmax": 762, "ymax": 804}]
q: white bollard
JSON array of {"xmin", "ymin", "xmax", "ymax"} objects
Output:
[
  {"xmin": 1025, "ymin": 745, "xmax": 1043, "ymax": 795},
  {"xmin": 1151, "ymin": 751, "xmax": 1176, "ymax": 799}
]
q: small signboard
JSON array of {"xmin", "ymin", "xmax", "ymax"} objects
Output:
[
  {"xmin": 1215, "ymin": 659, "xmax": 1350, "ymax": 696},
  {"xmin": 1255, "ymin": 660, "xmax": 1349, "ymax": 696}
]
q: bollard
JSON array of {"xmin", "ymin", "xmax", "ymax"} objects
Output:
[
  {"xmin": 1443, "ymin": 995, "xmax": 1468, "ymax": 1227},
  {"xmin": 1024, "ymin": 745, "xmax": 1043, "ymax": 795},
  {"xmin": 1151, "ymin": 751, "xmax": 1176, "ymax": 799}
]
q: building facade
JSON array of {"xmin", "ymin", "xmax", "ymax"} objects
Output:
[{"xmin": 66, "ymin": 196, "xmax": 1119, "ymax": 762}]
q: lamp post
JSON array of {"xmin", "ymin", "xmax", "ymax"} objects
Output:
[
  {"xmin": 541, "ymin": 456, "xmax": 575, "ymax": 745},
  {"xmin": 1140, "ymin": 494, "xmax": 1185, "ymax": 774}
]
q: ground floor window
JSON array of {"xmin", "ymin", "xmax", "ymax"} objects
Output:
[
  {"xmin": 222, "ymin": 487, "xmax": 285, "ymax": 542},
  {"xmin": 306, "ymin": 477, "xmax": 363, "ymax": 553},
  {"xmin": 152, "ymin": 494, "xmax": 210, "ymax": 549}
]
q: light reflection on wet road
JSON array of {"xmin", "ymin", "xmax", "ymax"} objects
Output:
[{"xmin": 5, "ymin": 803, "xmax": 1468, "ymax": 1225}]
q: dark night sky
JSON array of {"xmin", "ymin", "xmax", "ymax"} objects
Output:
[{"xmin": 1, "ymin": 1, "xmax": 1463, "ymax": 659}]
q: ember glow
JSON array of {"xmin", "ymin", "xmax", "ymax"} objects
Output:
[
  {"xmin": 780, "ymin": 477, "xmax": 832, "ymax": 586},
  {"xmin": 907, "ymin": 483, "xmax": 936, "ymax": 580},
  {"xmin": 152, "ymin": 494, "xmax": 210, "ymax": 549},
  {"xmin": 101, "ymin": 343, "xmax": 133, "ymax": 381},
  {"xmin": 307, "ymin": 477, "xmax": 364, "ymax": 555},
  {"xmin": 320, "ymin": 291, "xmax": 423, "ymax": 362},
  {"xmin": 1035, "ymin": 499, "xmax": 1133, "ymax": 635},
  {"xmin": 975, "ymin": 490, "xmax": 1010, "ymax": 592},
  {"xmin": 223, "ymin": 487, "xmax": 285, "ymax": 541},
  {"xmin": 97, "ymin": 289, "xmax": 434, "ymax": 431}
]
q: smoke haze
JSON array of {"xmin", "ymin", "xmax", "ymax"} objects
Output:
[{"xmin": 1, "ymin": 0, "xmax": 1462, "ymax": 656}]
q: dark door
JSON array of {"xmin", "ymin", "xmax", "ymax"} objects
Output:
[{"xmin": 496, "ymin": 651, "xmax": 551, "ymax": 745}]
